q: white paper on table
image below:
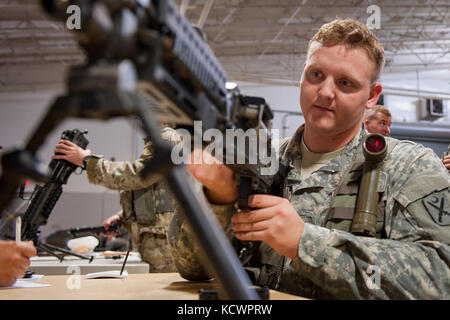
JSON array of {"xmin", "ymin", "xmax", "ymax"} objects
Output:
[
  {"xmin": 19, "ymin": 274, "xmax": 44, "ymax": 281},
  {"xmin": 0, "ymin": 279, "xmax": 50, "ymax": 289},
  {"xmin": 85, "ymin": 270, "xmax": 128, "ymax": 279}
]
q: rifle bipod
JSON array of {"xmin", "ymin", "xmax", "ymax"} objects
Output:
[{"xmin": 35, "ymin": 240, "xmax": 94, "ymax": 263}]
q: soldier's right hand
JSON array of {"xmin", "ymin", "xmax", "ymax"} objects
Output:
[
  {"xmin": 103, "ymin": 214, "xmax": 121, "ymax": 236},
  {"xmin": 187, "ymin": 149, "xmax": 238, "ymax": 205},
  {"xmin": 0, "ymin": 241, "xmax": 37, "ymax": 287}
]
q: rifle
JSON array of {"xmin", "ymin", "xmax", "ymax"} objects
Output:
[
  {"xmin": 45, "ymin": 220, "xmax": 122, "ymax": 250},
  {"xmin": 0, "ymin": 0, "xmax": 289, "ymax": 299},
  {"xmin": 20, "ymin": 129, "xmax": 93, "ymax": 261},
  {"xmin": 69, "ymin": 220, "xmax": 121, "ymax": 238}
]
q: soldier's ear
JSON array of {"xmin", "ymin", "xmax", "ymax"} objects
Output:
[{"xmin": 367, "ymin": 83, "xmax": 382, "ymax": 109}]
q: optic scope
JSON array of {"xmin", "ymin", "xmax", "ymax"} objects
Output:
[{"xmin": 351, "ymin": 133, "xmax": 387, "ymax": 237}]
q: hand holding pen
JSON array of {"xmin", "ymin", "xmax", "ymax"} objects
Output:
[{"xmin": 0, "ymin": 216, "xmax": 37, "ymax": 286}]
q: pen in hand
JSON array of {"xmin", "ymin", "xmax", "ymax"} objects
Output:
[{"xmin": 15, "ymin": 216, "xmax": 21, "ymax": 243}]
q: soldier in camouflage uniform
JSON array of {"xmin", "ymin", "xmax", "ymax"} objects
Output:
[
  {"xmin": 53, "ymin": 125, "xmax": 181, "ymax": 273},
  {"xmin": 168, "ymin": 19, "xmax": 450, "ymax": 299}
]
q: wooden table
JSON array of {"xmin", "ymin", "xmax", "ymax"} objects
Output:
[{"xmin": 0, "ymin": 273, "xmax": 307, "ymax": 300}]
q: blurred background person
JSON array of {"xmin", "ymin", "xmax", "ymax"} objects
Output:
[
  {"xmin": 363, "ymin": 104, "xmax": 392, "ymax": 137},
  {"xmin": 53, "ymin": 123, "xmax": 181, "ymax": 272}
]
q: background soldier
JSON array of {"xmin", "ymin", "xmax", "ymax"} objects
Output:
[
  {"xmin": 363, "ymin": 104, "xmax": 392, "ymax": 137},
  {"xmin": 53, "ymin": 124, "xmax": 181, "ymax": 272}
]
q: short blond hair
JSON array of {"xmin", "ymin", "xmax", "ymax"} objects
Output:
[
  {"xmin": 364, "ymin": 105, "xmax": 391, "ymax": 121},
  {"xmin": 307, "ymin": 19, "xmax": 385, "ymax": 83}
]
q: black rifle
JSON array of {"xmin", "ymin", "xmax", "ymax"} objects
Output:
[
  {"xmin": 69, "ymin": 220, "xmax": 121, "ymax": 238},
  {"xmin": 45, "ymin": 220, "xmax": 122, "ymax": 250},
  {"xmin": 0, "ymin": 0, "xmax": 290, "ymax": 299},
  {"xmin": 20, "ymin": 129, "xmax": 93, "ymax": 261}
]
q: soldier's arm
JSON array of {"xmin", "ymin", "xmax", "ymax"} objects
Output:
[
  {"xmin": 167, "ymin": 164, "xmax": 237, "ymax": 281},
  {"xmin": 85, "ymin": 152, "xmax": 154, "ymax": 190},
  {"xmin": 86, "ymin": 128, "xmax": 182, "ymax": 191},
  {"xmin": 168, "ymin": 203, "xmax": 236, "ymax": 280},
  {"xmin": 281, "ymin": 144, "xmax": 450, "ymax": 299}
]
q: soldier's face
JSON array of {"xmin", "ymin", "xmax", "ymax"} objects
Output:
[
  {"xmin": 364, "ymin": 112, "xmax": 392, "ymax": 136},
  {"xmin": 300, "ymin": 43, "xmax": 382, "ymax": 139}
]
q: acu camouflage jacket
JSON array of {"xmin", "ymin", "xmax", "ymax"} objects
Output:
[{"xmin": 85, "ymin": 127, "xmax": 181, "ymax": 239}]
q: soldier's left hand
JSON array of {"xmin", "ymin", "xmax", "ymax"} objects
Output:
[{"xmin": 231, "ymin": 195, "xmax": 304, "ymax": 260}]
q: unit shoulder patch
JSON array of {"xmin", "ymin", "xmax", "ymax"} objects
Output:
[{"xmin": 422, "ymin": 188, "xmax": 450, "ymax": 226}]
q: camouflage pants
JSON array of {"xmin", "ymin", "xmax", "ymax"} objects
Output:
[{"xmin": 138, "ymin": 232, "xmax": 177, "ymax": 273}]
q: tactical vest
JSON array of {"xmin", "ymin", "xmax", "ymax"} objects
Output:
[
  {"xmin": 241, "ymin": 136, "xmax": 399, "ymax": 289},
  {"xmin": 132, "ymin": 181, "xmax": 175, "ymax": 225}
]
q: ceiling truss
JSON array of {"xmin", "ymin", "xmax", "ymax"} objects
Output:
[{"xmin": 0, "ymin": 0, "xmax": 449, "ymax": 91}]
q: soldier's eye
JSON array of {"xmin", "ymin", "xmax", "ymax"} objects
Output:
[
  {"xmin": 309, "ymin": 70, "xmax": 322, "ymax": 80},
  {"xmin": 339, "ymin": 79, "xmax": 352, "ymax": 87}
]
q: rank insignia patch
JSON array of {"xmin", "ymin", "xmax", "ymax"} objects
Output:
[{"xmin": 422, "ymin": 189, "xmax": 450, "ymax": 226}]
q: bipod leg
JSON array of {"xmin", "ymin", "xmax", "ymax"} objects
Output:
[
  {"xmin": 134, "ymin": 96, "xmax": 259, "ymax": 300},
  {"xmin": 35, "ymin": 241, "xmax": 65, "ymax": 262},
  {"xmin": 40, "ymin": 242, "xmax": 94, "ymax": 262}
]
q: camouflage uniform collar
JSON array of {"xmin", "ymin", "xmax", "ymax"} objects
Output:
[
  {"xmin": 283, "ymin": 124, "xmax": 365, "ymax": 173},
  {"xmin": 283, "ymin": 124, "xmax": 305, "ymax": 165},
  {"xmin": 321, "ymin": 126, "xmax": 365, "ymax": 172}
]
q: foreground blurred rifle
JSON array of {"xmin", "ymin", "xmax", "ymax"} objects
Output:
[
  {"xmin": 20, "ymin": 129, "xmax": 94, "ymax": 261},
  {"xmin": 0, "ymin": 0, "xmax": 286, "ymax": 299},
  {"xmin": 69, "ymin": 219, "xmax": 121, "ymax": 238}
]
